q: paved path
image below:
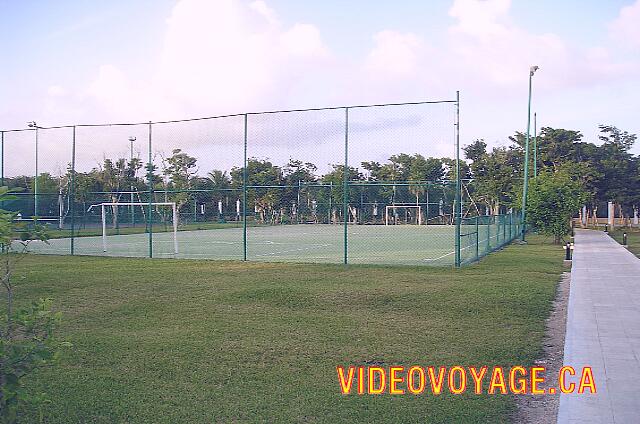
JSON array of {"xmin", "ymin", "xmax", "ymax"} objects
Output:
[{"xmin": 558, "ymin": 229, "xmax": 640, "ymax": 423}]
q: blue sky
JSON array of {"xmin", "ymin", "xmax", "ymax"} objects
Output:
[{"xmin": 1, "ymin": 0, "xmax": 639, "ymax": 165}]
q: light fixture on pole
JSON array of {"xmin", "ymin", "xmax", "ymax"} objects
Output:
[
  {"xmin": 27, "ymin": 121, "xmax": 39, "ymax": 217},
  {"xmin": 521, "ymin": 65, "xmax": 539, "ymax": 242},
  {"xmin": 128, "ymin": 136, "xmax": 136, "ymax": 160}
]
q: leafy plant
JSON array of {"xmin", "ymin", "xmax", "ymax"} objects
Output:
[
  {"xmin": 0, "ymin": 186, "xmax": 70, "ymax": 423},
  {"xmin": 523, "ymin": 173, "xmax": 587, "ymax": 243}
]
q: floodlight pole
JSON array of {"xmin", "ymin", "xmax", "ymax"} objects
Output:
[
  {"xmin": 533, "ymin": 112, "xmax": 537, "ymax": 178},
  {"xmin": 343, "ymin": 107, "xmax": 349, "ymax": 265},
  {"xmin": 454, "ymin": 91, "xmax": 461, "ymax": 267},
  {"xmin": 35, "ymin": 126, "xmax": 38, "ymax": 217},
  {"xmin": 521, "ymin": 66, "xmax": 538, "ymax": 242}
]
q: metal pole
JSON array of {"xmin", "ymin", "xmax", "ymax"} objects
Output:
[
  {"xmin": 533, "ymin": 112, "xmax": 537, "ymax": 178},
  {"xmin": 243, "ymin": 114, "xmax": 248, "ymax": 261},
  {"xmin": 475, "ymin": 216, "xmax": 479, "ymax": 261},
  {"xmin": 521, "ymin": 67, "xmax": 536, "ymax": 241},
  {"xmin": 487, "ymin": 215, "xmax": 491, "ymax": 252},
  {"xmin": 130, "ymin": 138, "xmax": 135, "ymax": 226},
  {"xmin": 329, "ymin": 181, "xmax": 333, "ymax": 223},
  {"xmin": 503, "ymin": 214, "xmax": 506, "ymax": 244},
  {"xmin": 147, "ymin": 122, "xmax": 153, "ymax": 258},
  {"xmin": 343, "ymin": 107, "xmax": 349, "ymax": 265},
  {"xmin": 70, "ymin": 126, "xmax": 76, "ymax": 255},
  {"xmin": 297, "ymin": 180, "xmax": 301, "ymax": 224},
  {"xmin": 425, "ymin": 182, "xmax": 429, "ymax": 225},
  {"xmin": 173, "ymin": 203, "xmax": 178, "ymax": 254},
  {"xmin": 455, "ymin": 91, "xmax": 461, "ymax": 268},
  {"xmin": 34, "ymin": 127, "xmax": 39, "ymax": 217},
  {"xmin": 101, "ymin": 204, "xmax": 107, "ymax": 252}
]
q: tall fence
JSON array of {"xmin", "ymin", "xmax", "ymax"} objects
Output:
[{"xmin": 1, "ymin": 95, "xmax": 521, "ymax": 266}]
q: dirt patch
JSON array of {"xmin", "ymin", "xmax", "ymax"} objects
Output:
[{"xmin": 513, "ymin": 271, "xmax": 570, "ymax": 424}]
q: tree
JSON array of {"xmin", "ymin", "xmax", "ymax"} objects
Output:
[
  {"xmin": 596, "ymin": 125, "xmax": 638, "ymax": 220},
  {"xmin": 162, "ymin": 149, "xmax": 198, "ymax": 223},
  {"xmin": 464, "ymin": 142, "xmax": 520, "ymax": 215},
  {"xmin": 231, "ymin": 159, "xmax": 284, "ymax": 223},
  {"xmin": 321, "ymin": 165, "xmax": 363, "ymax": 223},
  {"xmin": 536, "ymin": 127, "xmax": 583, "ymax": 172},
  {"xmin": 523, "ymin": 172, "xmax": 587, "ymax": 243},
  {"xmin": 94, "ymin": 157, "xmax": 143, "ymax": 228}
]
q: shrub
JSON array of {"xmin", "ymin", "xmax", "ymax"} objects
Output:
[{"xmin": 525, "ymin": 172, "xmax": 586, "ymax": 243}]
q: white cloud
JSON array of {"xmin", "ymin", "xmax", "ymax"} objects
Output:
[
  {"xmin": 38, "ymin": 0, "xmax": 333, "ymax": 125},
  {"xmin": 364, "ymin": 31, "xmax": 424, "ymax": 77},
  {"xmin": 445, "ymin": 0, "xmax": 640, "ymax": 92},
  {"xmin": 47, "ymin": 85, "xmax": 66, "ymax": 97},
  {"xmin": 448, "ymin": 0, "xmax": 569, "ymax": 87},
  {"xmin": 281, "ymin": 24, "xmax": 328, "ymax": 58},
  {"xmin": 448, "ymin": 0, "xmax": 511, "ymax": 39},
  {"xmin": 151, "ymin": 0, "xmax": 331, "ymax": 117},
  {"xmin": 249, "ymin": 0, "xmax": 279, "ymax": 27},
  {"xmin": 45, "ymin": 0, "xmax": 634, "ymax": 122},
  {"xmin": 609, "ymin": 0, "xmax": 640, "ymax": 47}
]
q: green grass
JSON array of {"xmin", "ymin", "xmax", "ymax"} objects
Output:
[
  {"xmin": 610, "ymin": 227, "xmax": 640, "ymax": 257},
  {"xmin": 12, "ymin": 236, "xmax": 563, "ymax": 423}
]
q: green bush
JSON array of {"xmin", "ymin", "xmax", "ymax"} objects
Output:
[{"xmin": 525, "ymin": 172, "xmax": 586, "ymax": 243}]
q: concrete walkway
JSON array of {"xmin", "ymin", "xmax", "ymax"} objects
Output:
[{"xmin": 558, "ymin": 229, "xmax": 640, "ymax": 423}]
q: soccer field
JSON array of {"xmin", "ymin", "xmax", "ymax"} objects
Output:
[{"xmin": 24, "ymin": 224, "xmax": 470, "ymax": 266}]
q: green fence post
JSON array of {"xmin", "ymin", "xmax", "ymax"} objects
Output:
[
  {"xmin": 487, "ymin": 216, "xmax": 491, "ymax": 252},
  {"xmin": 147, "ymin": 122, "xmax": 153, "ymax": 259},
  {"xmin": 243, "ymin": 113, "xmax": 248, "ymax": 261},
  {"xmin": 510, "ymin": 213, "xmax": 514, "ymax": 240},
  {"xmin": 454, "ymin": 91, "xmax": 461, "ymax": 268},
  {"xmin": 34, "ymin": 126, "xmax": 39, "ymax": 217},
  {"xmin": 475, "ymin": 216, "xmax": 479, "ymax": 261},
  {"xmin": 70, "ymin": 126, "xmax": 76, "ymax": 255},
  {"xmin": 343, "ymin": 107, "xmax": 349, "ymax": 265}
]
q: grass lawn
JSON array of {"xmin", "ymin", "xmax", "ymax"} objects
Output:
[
  {"xmin": 610, "ymin": 227, "xmax": 640, "ymax": 257},
  {"xmin": 12, "ymin": 236, "xmax": 564, "ymax": 423}
]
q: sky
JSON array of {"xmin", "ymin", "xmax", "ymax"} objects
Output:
[{"xmin": 1, "ymin": 0, "xmax": 640, "ymax": 175}]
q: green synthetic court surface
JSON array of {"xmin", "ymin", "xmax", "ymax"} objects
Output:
[
  {"xmin": 24, "ymin": 223, "xmax": 509, "ymax": 266},
  {"xmin": 25, "ymin": 224, "xmax": 468, "ymax": 266}
]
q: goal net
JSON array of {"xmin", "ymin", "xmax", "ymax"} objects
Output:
[
  {"xmin": 385, "ymin": 205, "xmax": 423, "ymax": 225},
  {"xmin": 88, "ymin": 202, "xmax": 178, "ymax": 254}
]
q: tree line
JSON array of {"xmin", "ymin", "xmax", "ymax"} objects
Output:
[{"xmin": 3, "ymin": 124, "xmax": 638, "ymax": 227}]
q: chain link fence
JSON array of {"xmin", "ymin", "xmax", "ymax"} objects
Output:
[{"xmin": 2, "ymin": 96, "xmax": 521, "ymax": 266}]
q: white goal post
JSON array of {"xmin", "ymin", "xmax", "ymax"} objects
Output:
[
  {"xmin": 88, "ymin": 202, "xmax": 178, "ymax": 254},
  {"xmin": 385, "ymin": 205, "xmax": 422, "ymax": 225}
]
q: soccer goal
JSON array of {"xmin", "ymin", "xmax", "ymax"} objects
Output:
[
  {"xmin": 385, "ymin": 205, "xmax": 423, "ymax": 225},
  {"xmin": 88, "ymin": 202, "xmax": 178, "ymax": 254}
]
